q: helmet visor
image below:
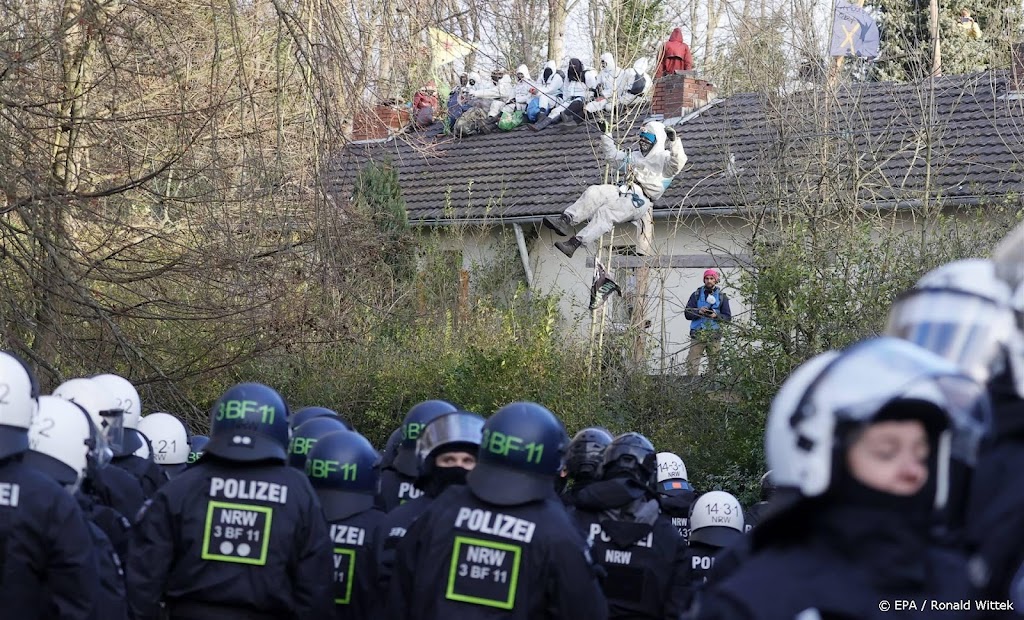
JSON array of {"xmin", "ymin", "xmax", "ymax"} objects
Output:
[
  {"xmin": 416, "ymin": 413, "xmax": 484, "ymax": 465},
  {"xmin": 804, "ymin": 347, "xmax": 990, "ymax": 468},
  {"xmin": 885, "ymin": 289, "xmax": 1016, "ymax": 384},
  {"xmin": 98, "ymin": 409, "xmax": 125, "ymax": 453}
]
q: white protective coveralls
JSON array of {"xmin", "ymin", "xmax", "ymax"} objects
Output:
[
  {"xmin": 546, "ymin": 58, "xmax": 592, "ymax": 123},
  {"xmin": 536, "ymin": 60, "xmax": 563, "ymax": 112},
  {"xmin": 501, "ymin": 65, "xmax": 533, "ymax": 115},
  {"xmin": 616, "ymin": 57, "xmax": 652, "ymax": 107},
  {"xmin": 564, "ymin": 121, "xmax": 686, "ymax": 245},
  {"xmin": 585, "ymin": 52, "xmax": 622, "ymax": 114},
  {"xmin": 472, "ymin": 71, "xmax": 514, "ymax": 118}
]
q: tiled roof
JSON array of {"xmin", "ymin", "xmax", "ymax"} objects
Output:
[{"xmin": 325, "ymin": 72, "xmax": 1024, "ymax": 224}]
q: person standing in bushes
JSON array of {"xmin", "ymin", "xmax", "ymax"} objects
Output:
[{"xmin": 684, "ymin": 269, "xmax": 732, "ymax": 376}]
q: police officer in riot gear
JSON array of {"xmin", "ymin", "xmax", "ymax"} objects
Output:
[
  {"xmin": 27, "ymin": 395, "xmax": 130, "ymax": 620},
  {"xmin": 127, "ymin": 382, "xmax": 333, "ymax": 619},
  {"xmin": 188, "ymin": 435, "xmax": 209, "ymax": 466},
  {"xmin": 656, "ymin": 451, "xmax": 696, "ymax": 541},
  {"xmin": 91, "ymin": 373, "xmax": 169, "ymax": 497},
  {"xmin": 570, "ymin": 432, "xmax": 688, "ymax": 619},
  {"xmin": 885, "ymin": 252, "xmax": 1024, "ymax": 612},
  {"xmin": 379, "ymin": 399, "xmax": 460, "ymax": 512},
  {"xmin": 288, "ymin": 416, "xmax": 350, "ymax": 472},
  {"xmin": 386, "ymin": 401, "xmax": 608, "ymax": 620},
  {"xmin": 681, "ymin": 491, "xmax": 744, "ymax": 610},
  {"xmin": 559, "ymin": 427, "xmax": 613, "ymax": 506},
  {"xmin": 138, "ymin": 412, "xmax": 192, "ymax": 479},
  {"xmin": 377, "ymin": 411, "xmax": 484, "ymax": 593},
  {"xmin": 0, "ymin": 352, "xmax": 99, "ymax": 619},
  {"xmin": 695, "ymin": 338, "xmax": 984, "ymax": 620},
  {"xmin": 52, "ymin": 377, "xmax": 147, "ymax": 518},
  {"xmin": 305, "ymin": 429, "xmax": 386, "ymax": 619}
]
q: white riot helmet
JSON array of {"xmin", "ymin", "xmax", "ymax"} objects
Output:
[
  {"xmin": 52, "ymin": 377, "xmax": 125, "ymax": 454},
  {"xmin": 138, "ymin": 413, "xmax": 190, "ymax": 466},
  {"xmin": 25, "ymin": 396, "xmax": 109, "ymax": 494},
  {"xmin": 885, "ymin": 259, "xmax": 1024, "ymax": 399},
  {"xmin": 90, "ymin": 373, "xmax": 142, "ymax": 428},
  {"xmin": 0, "ymin": 351, "xmax": 39, "ymax": 459},
  {"xmin": 656, "ymin": 451, "xmax": 688, "ymax": 482},
  {"xmin": 766, "ymin": 337, "xmax": 990, "ymax": 510},
  {"xmin": 133, "ymin": 432, "xmax": 152, "ymax": 460},
  {"xmin": 689, "ymin": 490, "xmax": 744, "ymax": 547}
]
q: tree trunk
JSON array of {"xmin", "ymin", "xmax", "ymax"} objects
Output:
[{"xmin": 548, "ymin": 0, "xmax": 568, "ymax": 63}]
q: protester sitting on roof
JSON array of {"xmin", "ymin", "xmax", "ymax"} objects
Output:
[
  {"xmin": 584, "ymin": 52, "xmax": 622, "ymax": 118},
  {"xmin": 533, "ymin": 60, "xmax": 563, "ymax": 120},
  {"xmin": 446, "ymin": 84, "xmax": 472, "ymax": 131},
  {"xmin": 470, "ymin": 68, "xmax": 513, "ymax": 120},
  {"xmin": 655, "ymin": 27, "xmax": 694, "ymax": 77},
  {"xmin": 532, "ymin": 58, "xmax": 590, "ymax": 131},
  {"xmin": 500, "ymin": 65, "xmax": 534, "ymax": 117},
  {"xmin": 412, "ymin": 81, "xmax": 438, "ymax": 127},
  {"xmin": 543, "ymin": 119, "xmax": 687, "ymax": 258},
  {"xmin": 616, "ymin": 57, "xmax": 653, "ymax": 108}
]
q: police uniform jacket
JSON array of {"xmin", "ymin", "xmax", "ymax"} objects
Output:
[
  {"xmin": 695, "ymin": 502, "xmax": 972, "ymax": 620},
  {"xmin": 0, "ymin": 458, "xmax": 98, "ymax": 619},
  {"xmin": 327, "ymin": 507, "xmax": 385, "ymax": 620},
  {"xmin": 965, "ymin": 384, "xmax": 1024, "ymax": 617},
  {"xmin": 379, "ymin": 468, "xmax": 424, "ymax": 513},
  {"xmin": 387, "ymin": 484, "xmax": 609, "ymax": 620},
  {"xmin": 126, "ymin": 457, "xmax": 334, "ymax": 620},
  {"xmin": 571, "ymin": 478, "xmax": 689, "ymax": 619},
  {"xmin": 113, "ymin": 454, "xmax": 168, "ymax": 498}
]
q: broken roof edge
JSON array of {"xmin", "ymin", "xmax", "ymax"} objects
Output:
[{"xmin": 407, "ymin": 193, "xmax": 1001, "ymax": 227}]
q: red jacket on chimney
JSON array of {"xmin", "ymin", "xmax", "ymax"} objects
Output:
[{"xmin": 656, "ymin": 28, "xmax": 694, "ymax": 77}]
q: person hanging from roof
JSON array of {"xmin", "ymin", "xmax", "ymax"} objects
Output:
[
  {"xmin": 616, "ymin": 57, "xmax": 653, "ymax": 109},
  {"xmin": 655, "ymin": 27, "xmax": 694, "ymax": 77},
  {"xmin": 531, "ymin": 58, "xmax": 591, "ymax": 130},
  {"xmin": 543, "ymin": 119, "xmax": 687, "ymax": 258},
  {"xmin": 584, "ymin": 52, "xmax": 622, "ymax": 119},
  {"xmin": 412, "ymin": 81, "xmax": 438, "ymax": 128}
]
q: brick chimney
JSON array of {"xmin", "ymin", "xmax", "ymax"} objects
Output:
[
  {"xmin": 650, "ymin": 71, "xmax": 717, "ymax": 117},
  {"xmin": 350, "ymin": 105, "xmax": 410, "ymax": 141},
  {"xmin": 1013, "ymin": 42, "xmax": 1024, "ymax": 93}
]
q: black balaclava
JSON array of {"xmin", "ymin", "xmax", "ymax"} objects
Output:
[{"xmin": 568, "ymin": 58, "xmax": 583, "ymax": 82}]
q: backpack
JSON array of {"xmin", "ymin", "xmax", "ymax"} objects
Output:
[
  {"xmin": 497, "ymin": 110, "xmax": 524, "ymax": 131},
  {"xmin": 454, "ymin": 107, "xmax": 489, "ymax": 137},
  {"xmin": 628, "ymin": 72, "xmax": 647, "ymax": 96},
  {"xmin": 526, "ymin": 96, "xmax": 541, "ymax": 122}
]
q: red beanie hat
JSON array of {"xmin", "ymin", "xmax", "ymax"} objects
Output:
[{"xmin": 703, "ymin": 269, "xmax": 719, "ymax": 281}]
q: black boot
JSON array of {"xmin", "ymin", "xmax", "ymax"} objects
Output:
[
  {"xmin": 554, "ymin": 236, "xmax": 583, "ymax": 258},
  {"xmin": 542, "ymin": 213, "xmax": 573, "ymax": 237},
  {"xmin": 530, "ymin": 115, "xmax": 553, "ymax": 131}
]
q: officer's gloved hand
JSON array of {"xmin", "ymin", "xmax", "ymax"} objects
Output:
[{"xmin": 665, "ymin": 126, "xmax": 677, "ymax": 142}]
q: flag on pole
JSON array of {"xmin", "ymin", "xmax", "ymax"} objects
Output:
[
  {"xmin": 589, "ymin": 260, "xmax": 622, "ymax": 311},
  {"xmin": 428, "ymin": 27, "xmax": 476, "ymax": 68},
  {"xmin": 829, "ymin": 1, "xmax": 880, "ymax": 59}
]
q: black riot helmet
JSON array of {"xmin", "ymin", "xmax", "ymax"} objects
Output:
[
  {"xmin": 601, "ymin": 432, "xmax": 658, "ymax": 487},
  {"xmin": 290, "ymin": 406, "xmax": 352, "ymax": 431},
  {"xmin": 287, "ymin": 416, "xmax": 349, "ymax": 471},
  {"xmin": 565, "ymin": 427, "xmax": 614, "ymax": 480},
  {"xmin": 467, "ymin": 401, "xmax": 568, "ymax": 506},
  {"xmin": 205, "ymin": 383, "xmax": 290, "ymax": 463},
  {"xmin": 392, "ymin": 399, "xmax": 460, "ymax": 477},
  {"xmin": 305, "ymin": 430, "xmax": 382, "ymax": 521},
  {"xmin": 416, "ymin": 411, "xmax": 485, "ymax": 478},
  {"xmin": 381, "ymin": 427, "xmax": 402, "ymax": 470},
  {"xmin": 188, "ymin": 435, "xmax": 209, "ymax": 465}
]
